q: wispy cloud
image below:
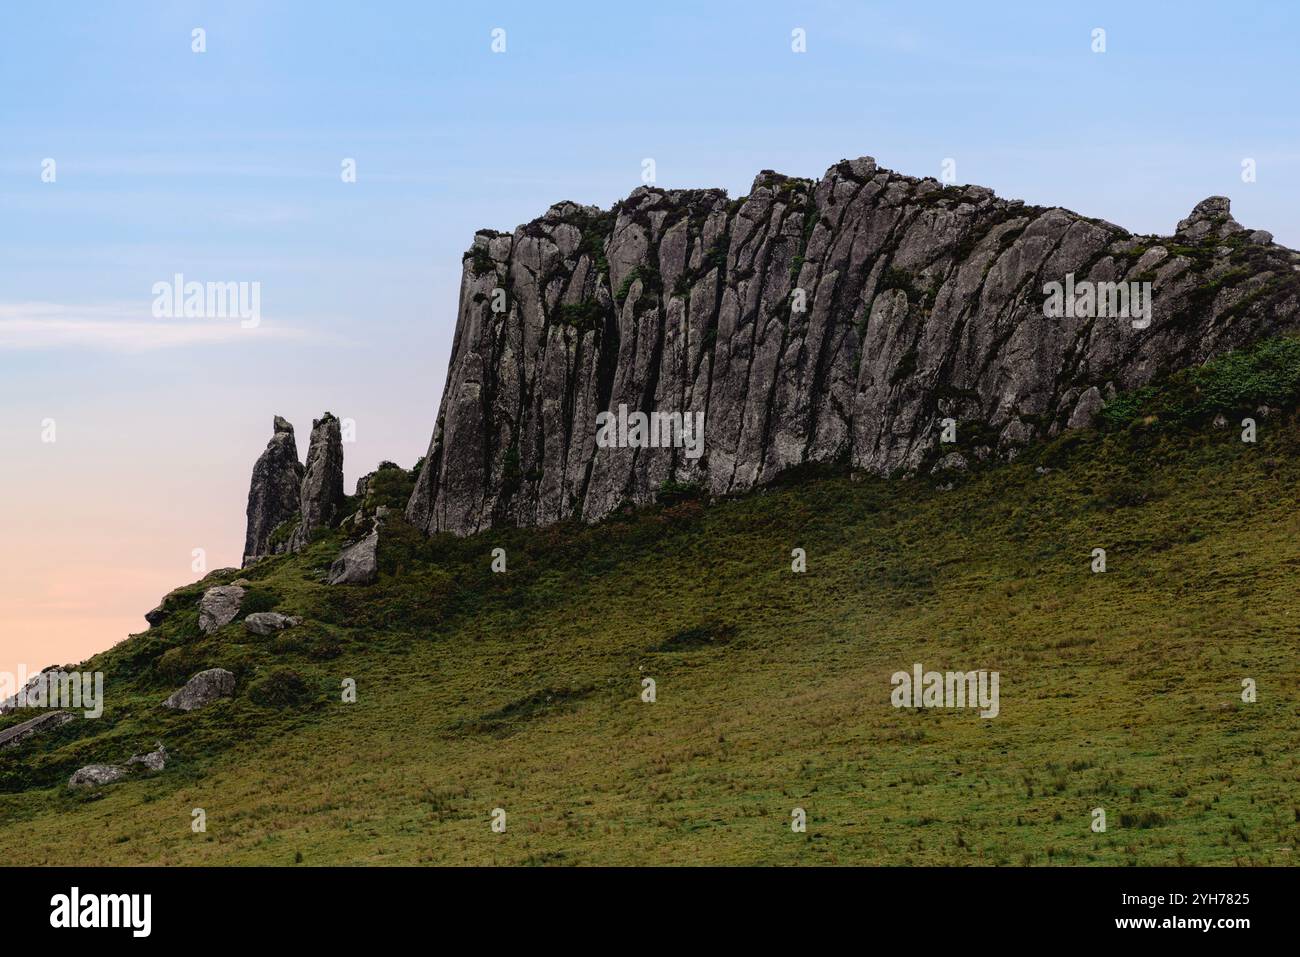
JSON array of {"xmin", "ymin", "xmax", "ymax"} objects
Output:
[{"xmin": 0, "ymin": 302, "xmax": 309, "ymax": 352}]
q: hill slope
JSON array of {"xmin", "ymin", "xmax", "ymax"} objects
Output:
[{"xmin": 1, "ymin": 340, "xmax": 1299, "ymax": 865}]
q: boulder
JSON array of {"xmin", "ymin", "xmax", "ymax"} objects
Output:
[
  {"xmin": 290, "ymin": 413, "xmax": 346, "ymax": 551},
  {"xmin": 243, "ymin": 416, "xmax": 305, "ymax": 566},
  {"xmin": 126, "ymin": 742, "xmax": 167, "ymax": 772},
  {"xmin": 243, "ymin": 612, "xmax": 302, "ymax": 636},
  {"xmin": 328, "ymin": 528, "xmax": 379, "ymax": 585},
  {"xmin": 163, "ymin": 668, "xmax": 236, "ymax": 712},
  {"xmin": 144, "ymin": 605, "xmax": 166, "ymax": 628},
  {"xmin": 930, "ymin": 452, "xmax": 968, "ymax": 474},
  {"xmin": 1067, "ymin": 386, "xmax": 1105, "ymax": 430},
  {"xmin": 68, "ymin": 764, "xmax": 127, "ymax": 789},
  {"xmin": 198, "ymin": 585, "xmax": 245, "ymax": 634}
]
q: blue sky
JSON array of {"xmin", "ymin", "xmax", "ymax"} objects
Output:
[{"xmin": 1, "ymin": 0, "xmax": 1297, "ymax": 673}]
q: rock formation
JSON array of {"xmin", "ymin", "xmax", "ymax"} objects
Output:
[
  {"xmin": 406, "ymin": 156, "xmax": 1300, "ymax": 535},
  {"xmin": 289, "ymin": 413, "xmax": 346, "ymax": 550},
  {"xmin": 163, "ymin": 668, "xmax": 236, "ymax": 711},
  {"xmin": 240, "ymin": 413, "xmax": 349, "ymax": 563},
  {"xmin": 243, "ymin": 416, "xmax": 304, "ymax": 565}
]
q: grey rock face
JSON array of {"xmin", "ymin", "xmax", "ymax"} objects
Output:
[
  {"xmin": 327, "ymin": 526, "xmax": 379, "ymax": 585},
  {"xmin": 0, "ymin": 710, "xmax": 73, "ymax": 749},
  {"xmin": 243, "ymin": 416, "xmax": 304, "ymax": 566},
  {"xmin": 407, "ymin": 158, "xmax": 1300, "ymax": 536},
  {"xmin": 198, "ymin": 585, "xmax": 245, "ymax": 634},
  {"xmin": 126, "ymin": 742, "xmax": 167, "ymax": 771},
  {"xmin": 68, "ymin": 764, "xmax": 127, "ymax": 788},
  {"xmin": 290, "ymin": 413, "xmax": 346, "ymax": 550},
  {"xmin": 243, "ymin": 611, "xmax": 301, "ymax": 636},
  {"xmin": 162, "ymin": 668, "xmax": 236, "ymax": 711}
]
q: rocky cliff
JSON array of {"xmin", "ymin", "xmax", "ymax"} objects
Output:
[{"xmin": 404, "ymin": 156, "xmax": 1300, "ymax": 535}]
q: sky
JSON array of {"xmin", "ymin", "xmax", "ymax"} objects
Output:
[{"xmin": 2, "ymin": 0, "xmax": 1298, "ymax": 679}]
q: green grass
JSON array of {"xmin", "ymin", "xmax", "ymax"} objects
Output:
[{"xmin": 2, "ymin": 350, "xmax": 1299, "ymax": 865}]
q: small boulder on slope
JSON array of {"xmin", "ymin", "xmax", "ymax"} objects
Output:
[
  {"xmin": 127, "ymin": 742, "xmax": 168, "ymax": 772},
  {"xmin": 243, "ymin": 612, "xmax": 301, "ymax": 636},
  {"xmin": 327, "ymin": 527, "xmax": 379, "ymax": 586},
  {"xmin": 163, "ymin": 668, "xmax": 236, "ymax": 712},
  {"xmin": 198, "ymin": 585, "xmax": 245, "ymax": 634},
  {"xmin": 68, "ymin": 764, "xmax": 127, "ymax": 789}
]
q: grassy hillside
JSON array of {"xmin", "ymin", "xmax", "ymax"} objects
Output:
[{"xmin": 2, "ymin": 341, "xmax": 1299, "ymax": 865}]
